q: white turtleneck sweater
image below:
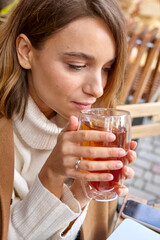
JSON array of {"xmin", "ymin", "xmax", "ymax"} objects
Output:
[{"xmin": 8, "ymin": 97, "xmax": 88, "ymax": 240}]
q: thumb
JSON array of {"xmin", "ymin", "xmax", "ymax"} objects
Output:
[{"xmin": 63, "ymin": 116, "xmax": 79, "ymax": 132}]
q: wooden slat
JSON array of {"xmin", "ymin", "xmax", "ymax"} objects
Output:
[
  {"xmin": 117, "ymin": 102, "xmax": 160, "ymax": 139},
  {"xmin": 148, "ymin": 50, "xmax": 160, "ymax": 102},
  {"xmin": 132, "ymin": 123, "xmax": 160, "ymax": 139},
  {"xmin": 120, "ymin": 28, "xmax": 159, "ymax": 104},
  {"xmin": 153, "ymin": 203, "xmax": 160, "ymax": 209},
  {"xmin": 117, "ymin": 102, "xmax": 160, "ymax": 118},
  {"xmin": 131, "ymin": 38, "xmax": 160, "ymax": 104}
]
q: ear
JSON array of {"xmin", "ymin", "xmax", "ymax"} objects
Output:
[{"xmin": 16, "ymin": 34, "xmax": 32, "ymax": 69}]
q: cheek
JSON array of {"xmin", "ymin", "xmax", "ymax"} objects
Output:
[
  {"xmin": 30, "ymin": 57, "xmax": 82, "ymax": 98},
  {"xmin": 54, "ymin": 81, "xmax": 77, "ymax": 98},
  {"xmin": 31, "ymin": 62, "xmax": 56, "ymax": 90}
]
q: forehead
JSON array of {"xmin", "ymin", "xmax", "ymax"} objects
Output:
[{"xmin": 40, "ymin": 17, "xmax": 116, "ymax": 61}]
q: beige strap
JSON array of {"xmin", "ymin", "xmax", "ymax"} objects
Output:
[{"xmin": 0, "ymin": 117, "xmax": 14, "ymax": 240}]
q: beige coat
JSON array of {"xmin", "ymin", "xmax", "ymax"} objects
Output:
[
  {"xmin": 0, "ymin": 116, "xmax": 117, "ymax": 240},
  {"xmin": 0, "ymin": 117, "xmax": 14, "ymax": 240}
]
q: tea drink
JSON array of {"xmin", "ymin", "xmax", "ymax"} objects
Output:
[
  {"xmin": 81, "ymin": 121, "xmax": 128, "ymax": 193},
  {"xmin": 79, "ymin": 108, "xmax": 131, "ymax": 201}
]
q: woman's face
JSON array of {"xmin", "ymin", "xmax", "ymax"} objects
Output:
[{"xmin": 26, "ymin": 17, "xmax": 116, "ymax": 119}]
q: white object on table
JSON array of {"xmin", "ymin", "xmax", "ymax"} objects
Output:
[{"xmin": 107, "ymin": 218, "xmax": 160, "ymax": 240}]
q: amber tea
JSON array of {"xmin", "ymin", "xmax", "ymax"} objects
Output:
[
  {"xmin": 79, "ymin": 108, "xmax": 131, "ymax": 201},
  {"xmin": 81, "ymin": 121, "xmax": 128, "ymax": 192}
]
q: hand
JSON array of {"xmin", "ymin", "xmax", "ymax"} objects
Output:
[
  {"xmin": 39, "ymin": 115, "xmax": 136, "ymax": 198},
  {"xmin": 39, "ymin": 115, "xmax": 121, "ymax": 197},
  {"xmin": 45, "ymin": 116, "xmax": 127, "ymax": 181}
]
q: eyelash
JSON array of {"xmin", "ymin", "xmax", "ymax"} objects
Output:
[
  {"xmin": 68, "ymin": 64, "xmax": 86, "ymax": 70},
  {"xmin": 68, "ymin": 64, "xmax": 112, "ymax": 72},
  {"xmin": 103, "ymin": 67, "xmax": 112, "ymax": 72}
]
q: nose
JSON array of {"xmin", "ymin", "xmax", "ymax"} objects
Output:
[{"xmin": 83, "ymin": 71, "xmax": 107, "ymax": 98}]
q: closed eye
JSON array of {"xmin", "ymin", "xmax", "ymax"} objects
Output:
[
  {"xmin": 102, "ymin": 67, "xmax": 112, "ymax": 72},
  {"xmin": 68, "ymin": 64, "xmax": 86, "ymax": 70},
  {"xmin": 103, "ymin": 58, "xmax": 115, "ymax": 72}
]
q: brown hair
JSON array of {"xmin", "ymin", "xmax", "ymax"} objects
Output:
[{"xmin": 0, "ymin": 0, "xmax": 127, "ymax": 118}]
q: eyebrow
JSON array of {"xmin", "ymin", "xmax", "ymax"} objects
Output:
[
  {"xmin": 63, "ymin": 51, "xmax": 95, "ymax": 60},
  {"xmin": 63, "ymin": 51, "xmax": 116, "ymax": 64}
]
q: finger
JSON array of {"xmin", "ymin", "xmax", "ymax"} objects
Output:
[
  {"xmin": 116, "ymin": 185, "xmax": 129, "ymax": 196},
  {"xmin": 76, "ymin": 159, "xmax": 123, "ymax": 171},
  {"xmin": 122, "ymin": 166, "xmax": 135, "ymax": 179},
  {"xmin": 129, "ymin": 141, "xmax": 137, "ymax": 150},
  {"xmin": 72, "ymin": 145, "xmax": 126, "ymax": 158},
  {"xmin": 67, "ymin": 170, "xmax": 114, "ymax": 182},
  {"xmin": 62, "ymin": 116, "xmax": 79, "ymax": 132},
  {"xmin": 127, "ymin": 150, "xmax": 136, "ymax": 164},
  {"xmin": 62, "ymin": 130, "xmax": 116, "ymax": 143}
]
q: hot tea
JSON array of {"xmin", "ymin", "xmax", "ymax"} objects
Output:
[
  {"xmin": 81, "ymin": 121, "xmax": 128, "ymax": 193},
  {"xmin": 79, "ymin": 108, "xmax": 131, "ymax": 201}
]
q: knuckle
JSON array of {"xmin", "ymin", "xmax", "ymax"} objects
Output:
[
  {"xmin": 106, "ymin": 148, "xmax": 112, "ymax": 156},
  {"xmin": 66, "ymin": 145, "xmax": 73, "ymax": 155},
  {"xmin": 85, "ymin": 161, "xmax": 91, "ymax": 170},
  {"xmin": 61, "ymin": 145, "xmax": 68, "ymax": 156},
  {"xmin": 98, "ymin": 174, "xmax": 106, "ymax": 181},
  {"xmin": 86, "ymin": 147, "xmax": 96, "ymax": 158},
  {"xmin": 83, "ymin": 174, "xmax": 91, "ymax": 181},
  {"xmin": 99, "ymin": 132, "xmax": 105, "ymax": 141},
  {"xmin": 61, "ymin": 144, "xmax": 73, "ymax": 156},
  {"xmin": 59, "ymin": 133, "xmax": 66, "ymax": 142},
  {"xmin": 81, "ymin": 131, "xmax": 88, "ymax": 140},
  {"xmin": 105, "ymin": 162, "xmax": 111, "ymax": 170},
  {"xmin": 66, "ymin": 170, "xmax": 72, "ymax": 177},
  {"xmin": 108, "ymin": 148, "xmax": 119, "ymax": 157},
  {"xmin": 87, "ymin": 161, "xmax": 95, "ymax": 171}
]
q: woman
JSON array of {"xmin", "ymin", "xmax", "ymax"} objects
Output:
[{"xmin": 0, "ymin": 0, "xmax": 136, "ymax": 239}]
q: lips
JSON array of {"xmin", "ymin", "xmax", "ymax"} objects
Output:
[{"xmin": 72, "ymin": 101, "xmax": 95, "ymax": 110}]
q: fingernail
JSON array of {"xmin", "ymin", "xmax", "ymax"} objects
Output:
[
  {"xmin": 118, "ymin": 189, "xmax": 123, "ymax": 196},
  {"xmin": 108, "ymin": 133, "xmax": 116, "ymax": 141},
  {"xmin": 118, "ymin": 150, "xmax": 126, "ymax": 157},
  {"xmin": 125, "ymin": 166, "xmax": 129, "ymax": 174},
  {"xmin": 107, "ymin": 174, "xmax": 113, "ymax": 181},
  {"xmin": 116, "ymin": 162, "xmax": 123, "ymax": 168}
]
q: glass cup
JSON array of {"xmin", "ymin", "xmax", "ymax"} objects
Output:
[{"xmin": 78, "ymin": 108, "xmax": 131, "ymax": 201}]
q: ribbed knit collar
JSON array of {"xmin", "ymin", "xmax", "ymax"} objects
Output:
[{"xmin": 13, "ymin": 96, "xmax": 63, "ymax": 150}]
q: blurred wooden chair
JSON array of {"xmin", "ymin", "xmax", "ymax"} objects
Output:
[
  {"xmin": 127, "ymin": 25, "xmax": 149, "ymax": 57},
  {"xmin": 120, "ymin": 27, "xmax": 160, "ymax": 104},
  {"xmin": 130, "ymin": 38, "xmax": 160, "ymax": 104},
  {"xmin": 144, "ymin": 48, "xmax": 160, "ymax": 103},
  {"xmin": 117, "ymin": 102, "xmax": 160, "ymax": 139}
]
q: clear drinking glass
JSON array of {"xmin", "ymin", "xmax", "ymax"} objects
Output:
[{"xmin": 78, "ymin": 108, "xmax": 131, "ymax": 201}]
